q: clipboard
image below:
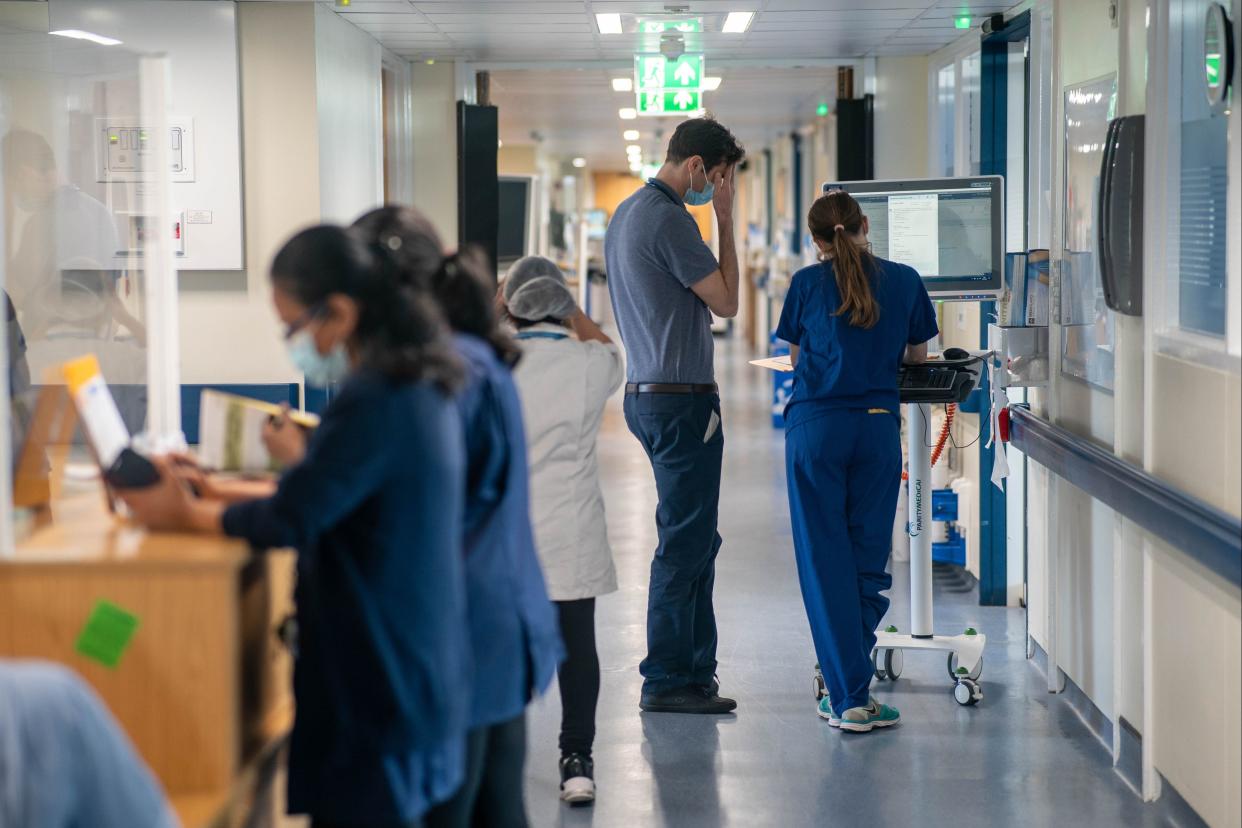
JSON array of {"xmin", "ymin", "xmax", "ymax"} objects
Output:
[{"xmin": 749, "ymin": 355, "xmax": 794, "ymax": 373}]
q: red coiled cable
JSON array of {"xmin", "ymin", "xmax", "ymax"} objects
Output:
[{"xmin": 902, "ymin": 403, "xmax": 956, "ymax": 481}]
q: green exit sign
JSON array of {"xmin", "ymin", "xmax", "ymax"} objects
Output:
[
  {"xmin": 640, "ymin": 18, "xmax": 702, "ymax": 33},
  {"xmin": 637, "ymin": 89, "xmax": 702, "ymax": 116},
  {"xmin": 635, "ymin": 53, "xmax": 705, "ymax": 91}
]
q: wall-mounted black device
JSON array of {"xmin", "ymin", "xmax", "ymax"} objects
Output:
[{"xmin": 1097, "ymin": 114, "xmax": 1145, "ymax": 316}]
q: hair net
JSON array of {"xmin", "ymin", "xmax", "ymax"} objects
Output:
[{"xmin": 503, "ymin": 256, "xmax": 577, "ymax": 321}]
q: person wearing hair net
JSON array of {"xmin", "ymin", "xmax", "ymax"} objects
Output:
[{"xmin": 501, "ymin": 256, "xmax": 624, "ymax": 806}]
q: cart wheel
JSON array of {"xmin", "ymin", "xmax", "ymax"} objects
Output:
[
  {"xmin": 813, "ymin": 670, "xmax": 827, "ymax": 701},
  {"xmin": 954, "ymin": 679, "xmax": 981, "ymax": 706},
  {"xmin": 872, "ymin": 649, "xmax": 888, "ymax": 681},
  {"xmin": 947, "ymin": 652, "xmax": 983, "ymax": 681},
  {"xmin": 884, "ymin": 648, "xmax": 903, "ymax": 681}
]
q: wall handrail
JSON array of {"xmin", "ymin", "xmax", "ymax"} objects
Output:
[{"xmin": 1008, "ymin": 405, "xmax": 1242, "ymax": 587}]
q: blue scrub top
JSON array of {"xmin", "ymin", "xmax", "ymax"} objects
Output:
[
  {"xmin": 223, "ymin": 370, "xmax": 470, "ymax": 822},
  {"xmin": 453, "ymin": 334, "xmax": 563, "ymax": 729},
  {"xmin": 776, "ymin": 256, "xmax": 939, "ymax": 426}
]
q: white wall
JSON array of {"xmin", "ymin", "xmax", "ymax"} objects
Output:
[
  {"xmin": 1021, "ymin": 1, "xmax": 1242, "ymax": 824},
  {"xmin": 874, "ymin": 56, "xmax": 930, "ymax": 179},
  {"xmin": 314, "ymin": 4, "xmax": 382, "ymax": 226},
  {"xmin": 410, "ymin": 61, "xmax": 459, "ymax": 246},
  {"xmin": 48, "ymin": 0, "xmax": 244, "ymax": 271},
  {"xmin": 179, "ymin": 1, "xmax": 320, "ymax": 386}
]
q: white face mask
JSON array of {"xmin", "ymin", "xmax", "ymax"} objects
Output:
[
  {"xmin": 683, "ymin": 162, "xmax": 715, "ymax": 206},
  {"xmin": 286, "ymin": 328, "xmax": 349, "ymax": 387}
]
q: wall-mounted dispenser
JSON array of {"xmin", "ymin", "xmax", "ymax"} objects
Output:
[{"xmin": 1097, "ymin": 114, "xmax": 1144, "ymax": 316}]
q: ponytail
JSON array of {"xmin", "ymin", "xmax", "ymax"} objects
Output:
[
  {"xmin": 432, "ymin": 246, "xmax": 522, "ymax": 367},
  {"xmin": 807, "ymin": 191, "xmax": 880, "ymax": 329}
]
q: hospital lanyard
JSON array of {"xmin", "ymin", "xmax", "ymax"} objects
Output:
[
  {"xmin": 516, "ymin": 331, "xmax": 569, "ymax": 341},
  {"xmin": 646, "ymin": 178, "xmax": 682, "ymax": 207}
]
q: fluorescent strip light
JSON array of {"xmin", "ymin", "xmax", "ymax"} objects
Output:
[
  {"xmin": 50, "ymin": 29, "xmax": 122, "ymax": 46},
  {"xmin": 702, "ymin": 76, "xmax": 722, "ymax": 91},
  {"xmin": 623, "ymin": 129, "xmax": 641, "ymax": 141},
  {"xmin": 626, "ymin": 144, "xmax": 642, "ymax": 155},
  {"xmin": 595, "ymin": 13, "xmax": 623, "ymax": 34},
  {"xmin": 619, "ymin": 107, "xmax": 638, "ymax": 120},
  {"xmin": 612, "ymin": 77, "xmax": 633, "ymax": 92},
  {"xmin": 572, "ymin": 157, "xmax": 587, "ymax": 168},
  {"xmin": 721, "ymin": 11, "xmax": 754, "ymax": 33},
  {"xmin": 629, "ymin": 161, "xmax": 643, "ymax": 172}
]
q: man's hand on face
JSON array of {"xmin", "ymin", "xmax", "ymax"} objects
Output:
[{"xmin": 712, "ymin": 163, "xmax": 736, "ymax": 218}]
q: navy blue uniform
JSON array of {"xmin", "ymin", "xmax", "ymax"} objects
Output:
[
  {"xmin": 222, "ymin": 371, "xmax": 470, "ymax": 824},
  {"xmin": 452, "ymin": 334, "xmax": 561, "ymax": 726},
  {"xmin": 776, "ymin": 257, "xmax": 938, "ymax": 716},
  {"xmin": 424, "ymin": 335, "xmax": 562, "ymax": 828}
]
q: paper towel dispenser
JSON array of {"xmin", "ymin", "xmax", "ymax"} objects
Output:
[{"xmin": 1097, "ymin": 114, "xmax": 1144, "ymax": 316}]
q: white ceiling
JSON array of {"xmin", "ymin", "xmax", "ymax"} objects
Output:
[{"xmin": 315, "ymin": 0, "xmax": 1010, "ymax": 170}]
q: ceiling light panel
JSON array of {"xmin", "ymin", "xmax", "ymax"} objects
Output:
[
  {"xmin": 612, "ymin": 78, "xmax": 633, "ymax": 92},
  {"xmin": 722, "ymin": 11, "xmax": 755, "ymax": 33},
  {"xmin": 596, "ymin": 12, "xmax": 623, "ymax": 34}
]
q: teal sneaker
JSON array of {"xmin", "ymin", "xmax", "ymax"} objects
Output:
[
  {"xmin": 816, "ymin": 696, "xmax": 840, "ymax": 727},
  {"xmin": 837, "ymin": 698, "xmax": 900, "ymax": 733}
]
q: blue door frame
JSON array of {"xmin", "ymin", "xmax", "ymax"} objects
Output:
[{"xmin": 976, "ymin": 10, "xmax": 1030, "ymax": 606}]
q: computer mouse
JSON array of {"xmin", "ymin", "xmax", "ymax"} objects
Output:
[{"xmin": 942, "ymin": 347, "xmax": 971, "ymax": 361}]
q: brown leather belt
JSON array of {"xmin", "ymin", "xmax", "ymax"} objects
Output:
[{"xmin": 625, "ymin": 382, "xmax": 718, "ymax": 394}]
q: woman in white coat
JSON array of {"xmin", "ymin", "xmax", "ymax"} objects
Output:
[{"xmin": 501, "ymin": 256, "xmax": 623, "ymax": 806}]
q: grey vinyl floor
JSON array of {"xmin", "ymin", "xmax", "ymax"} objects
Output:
[
  {"xmin": 521, "ymin": 336, "xmax": 1176, "ymax": 828},
  {"xmin": 269, "ymin": 334, "xmax": 1182, "ymax": 828}
]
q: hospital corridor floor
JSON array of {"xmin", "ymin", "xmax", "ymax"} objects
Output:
[
  {"xmin": 522, "ymin": 337, "xmax": 1180, "ymax": 828},
  {"xmin": 276, "ymin": 337, "xmax": 1186, "ymax": 828}
]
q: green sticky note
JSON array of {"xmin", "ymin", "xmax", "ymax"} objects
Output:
[{"xmin": 75, "ymin": 600, "xmax": 140, "ymax": 668}]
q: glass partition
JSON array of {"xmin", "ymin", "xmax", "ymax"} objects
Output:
[
  {"xmin": 1059, "ymin": 75, "xmax": 1118, "ymax": 392},
  {"xmin": 2, "ymin": 20, "xmax": 172, "ymax": 548}
]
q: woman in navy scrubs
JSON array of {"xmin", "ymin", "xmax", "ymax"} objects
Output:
[
  {"xmin": 122, "ymin": 225, "xmax": 471, "ymax": 827},
  {"xmin": 776, "ymin": 190, "xmax": 939, "ymax": 734},
  {"xmin": 353, "ymin": 207, "xmax": 562, "ymax": 828}
]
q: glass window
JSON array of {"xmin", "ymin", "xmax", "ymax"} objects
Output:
[
  {"xmin": 936, "ymin": 64, "xmax": 956, "ymax": 177},
  {"xmin": 1152, "ymin": 0, "xmax": 1236, "ymax": 355},
  {"xmin": 963, "ymin": 52, "xmax": 983, "ymax": 176},
  {"xmin": 1173, "ymin": 0, "xmax": 1230, "ymax": 337}
]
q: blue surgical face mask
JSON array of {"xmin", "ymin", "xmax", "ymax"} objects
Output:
[
  {"xmin": 683, "ymin": 162, "xmax": 714, "ymax": 206},
  {"xmin": 287, "ymin": 328, "xmax": 349, "ymax": 387}
]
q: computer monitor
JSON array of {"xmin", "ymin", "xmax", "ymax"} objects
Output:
[
  {"xmin": 820, "ymin": 176, "xmax": 1004, "ymax": 301},
  {"xmin": 497, "ymin": 175, "xmax": 537, "ymax": 268}
]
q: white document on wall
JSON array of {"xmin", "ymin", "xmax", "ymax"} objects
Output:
[{"xmin": 888, "ymin": 193, "xmax": 940, "ymax": 276}]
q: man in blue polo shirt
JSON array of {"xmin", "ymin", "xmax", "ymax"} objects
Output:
[{"xmin": 605, "ymin": 117, "xmax": 744, "ymax": 714}]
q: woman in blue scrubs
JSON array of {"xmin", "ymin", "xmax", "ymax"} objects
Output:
[
  {"xmin": 121, "ymin": 225, "xmax": 471, "ymax": 826},
  {"xmin": 353, "ymin": 207, "xmax": 563, "ymax": 828},
  {"xmin": 776, "ymin": 190, "xmax": 938, "ymax": 734}
]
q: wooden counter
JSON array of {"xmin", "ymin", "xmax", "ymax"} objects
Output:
[{"xmin": 0, "ymin": 484, "xmax": 296, "ymax": 828}]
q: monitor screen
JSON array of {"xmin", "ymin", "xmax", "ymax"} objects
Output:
[
  {"xmin": 820, "ymin": 176, "xmax": 1003, "ymax": 300},
  {"xmin": 497, "ymin": 177, "xmax": 532, "ymax": 265}
]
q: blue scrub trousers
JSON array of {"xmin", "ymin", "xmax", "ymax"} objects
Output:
[
  {"xmin": 624, "ymin": 391, "xmax": 724, "ymax": 695},
  {"xmin": 785, "ymin": 408, "xmax": 901, "ymax": 715}
]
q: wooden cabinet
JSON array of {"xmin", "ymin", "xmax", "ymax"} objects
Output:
[{"xmin": 0, "ymin": 486, "xmax": 295, "ymax": 827}]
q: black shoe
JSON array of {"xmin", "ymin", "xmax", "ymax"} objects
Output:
[
  {"xmin": 559, "ymin": 753, "xmax": 595, "ymax": 804},
  {"xmin": 640, "ymin": 686, "xmax": 737, "ymax": 714}
]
